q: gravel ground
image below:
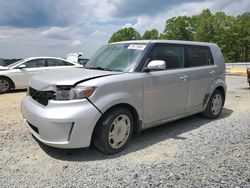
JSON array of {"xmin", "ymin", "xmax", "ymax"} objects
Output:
[{"xmin": 0, "ymin": 76, "xmax": 250, "ymax": 188}]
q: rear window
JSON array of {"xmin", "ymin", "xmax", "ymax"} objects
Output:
[
  {"xmin": 185, "ymin": 46, "xmax": 213, "ymax": 67},
  {"xmin": 47, "ymin": 59, "xmax": 72, "ymax": 66}
]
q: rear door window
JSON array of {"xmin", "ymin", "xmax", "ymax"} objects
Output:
[
  {"xmin": 185, "ymin": 46, "xmax": 214, "ymax": 67},
  {"xmin": 47, "ymin": 59, "xmax": 72, "ymax": 66}
]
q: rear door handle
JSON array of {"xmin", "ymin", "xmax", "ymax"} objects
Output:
[
  {"xmin": 179, "ymin": 75, "xmax": 189, "ymax": 81},
  {"xmin": 209, "ymin": 71, "xmax": 216, "ymax": 77}
]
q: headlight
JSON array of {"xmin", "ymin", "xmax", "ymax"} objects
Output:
[{"xmin": 54, "ymin": 86, "xmax": 96, "ymax": 100}]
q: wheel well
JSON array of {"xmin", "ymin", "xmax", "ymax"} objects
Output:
[
  {"xmin": 0, "ymin": 76, "xmax": 15, "ymax": 89},
  {"xmin": 215, "ymin": 86, "xmax": 225, "ymax": 98},
  {"xmin": 92, "ymin": 103, "xmax": 141, "ymax": 142},
  {"xmin": 106, "ymin": 104, "xmax": 141, "ymax": 134},
  {"xmin": 215, "ymin": 86, "xmax": 225, "ymax": 104}
]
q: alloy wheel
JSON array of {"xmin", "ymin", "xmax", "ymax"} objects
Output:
[{"xmin": 0, "ymin": 79, "xmax": 10, "ymax": 92}]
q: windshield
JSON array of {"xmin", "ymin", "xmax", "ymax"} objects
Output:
[
  {"xmin": 7, "ymin": 59, "xmax": 24, "ymax": 68},
  {"xmin": 85, "ymin": 43, "xmax": 147, "ymax": 72}
]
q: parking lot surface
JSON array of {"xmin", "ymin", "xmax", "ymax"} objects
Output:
[{"xmin": 0, "ymin": 76, "xmax": 249, "ymax": 187}]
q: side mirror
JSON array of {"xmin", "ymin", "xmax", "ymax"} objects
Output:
[
  {"xmin": 18, "ymin": 64, "xmax": 26, "ymax": 69},
  {"xmin": 145, "ymin": 60, "xmax": 166, "ymax": 72}
]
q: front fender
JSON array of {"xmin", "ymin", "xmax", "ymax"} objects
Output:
[
  {"xmin": 87, "ymin": 78, "xmax": 143, "ymax": 121},
  {"xmin": 96, "ymin": 92, "xmax": 142, "ymax": 115}
]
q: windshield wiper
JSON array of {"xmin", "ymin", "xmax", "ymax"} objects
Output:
[{"xmin": 86, "ymin": 66, "xmax": 111, "ymax": 71}]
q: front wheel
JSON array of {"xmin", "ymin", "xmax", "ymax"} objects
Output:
[
  {"xmin": 202, "ymin": 89, "xmax": 224, "ymax": 119},
  {"xmin": 0, "ymin": 77, "xmax": 11, "ymax": 94},
  {"xmin": 93, "ymin": 107, "xmax": 133, "ymax": 155}
]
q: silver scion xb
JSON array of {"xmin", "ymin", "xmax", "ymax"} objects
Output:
[{"xmin": 21, "ymin": 40, "xmax": 227, "ymax": 154}]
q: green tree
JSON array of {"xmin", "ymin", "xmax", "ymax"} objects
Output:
[
  {"xmin": 108, "ymin": 9, "xmax": 250, "ymax": 62},
  {"xmin": 225, "ymin": 20, "xmax": 242, "ymax": 62},
  {"xmin": 108, "ymin": 27, "xmax": 141, "ymax": 43},
  {"xmin": 194, "ymin": 9, "xmax": 214, "ymax": 42},
  {"xmin": 211, "ymin": 12, "xmax": 238, "ymax": 62},
  {"xmin": 160, "ymin": 16, "xmax": 194, "ymax": 40},
  {"xmin": 237, "ymin": 12, "xmax": 250, "ymax": 62},
  {"xmin": 194, "ymin": 10, "xmax": 250, "ymax": 62},
  {"xmin": 142, "ymin": 29, "xmax": 159, "ymax": 39}
]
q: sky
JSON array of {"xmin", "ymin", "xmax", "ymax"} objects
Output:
[{"xmin": 0, "ymin": 0, "xmax": 249, "ymax": 59}]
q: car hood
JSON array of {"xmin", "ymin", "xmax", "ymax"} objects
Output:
[{"xmin": 30, "ymin": 68, "xmax": 122, "ymax": 90}]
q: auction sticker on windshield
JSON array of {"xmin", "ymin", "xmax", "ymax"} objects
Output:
[{"xmin": 128, "ymin": 44, "xmax": 146, "ymax": 50}]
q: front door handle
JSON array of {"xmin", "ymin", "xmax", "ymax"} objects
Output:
[
  {"xmin": 209, "ymin": 71, "xmax": 216, "ymax": 77},
  {"xmin": 179, "ymin": 75, "xmax": 188, "ymax": 81}
]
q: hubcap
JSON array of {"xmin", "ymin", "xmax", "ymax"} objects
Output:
[
  {"xmin": 211, "ymin": 94, "xmax": 223, "ymax": 115},
  {"xmin": 108, "ymin": 114, "xmax": 131, "ymax": 149},
  {"xmin": 0, "ymin": 79, "xmax": 10, "ymax": 92}
]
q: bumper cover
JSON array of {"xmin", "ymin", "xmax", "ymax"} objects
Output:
[{"xmin": 21, "ymin": 96, "xmax": 102, "ymax": 148}]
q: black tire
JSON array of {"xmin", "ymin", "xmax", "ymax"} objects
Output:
[
  {"xmin": 93, "ymin": 107, "xmax": 133, "ymax": 155},
  {"xmin": 0, "ymin": 77, "xmax": 12, "ymax": 94},
  {"xmin": 202, "ymin": 89, "xmax": 224, "ymax": 119}
]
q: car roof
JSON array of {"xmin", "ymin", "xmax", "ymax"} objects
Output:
[
  {"xmin": 23, "ymin": 56, "xmax": 78, "ymax": 64},
  {"xmin": 111, "ymin": 40, "xmax": 217, "ymax": 47}
]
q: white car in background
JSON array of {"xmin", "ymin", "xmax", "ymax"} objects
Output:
[
  {"xmin": 0, "ymin": 57, "xmax": 82, "ymax": 93},
  {"xmin": 67, "ymin": 53, "xmax": 89, "ymax": 66}
]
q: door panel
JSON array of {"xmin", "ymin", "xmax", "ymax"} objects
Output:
[
  {"xmin": 45, "ymin": 66, "xmax": 75, "ymax": 71},
  {"xmin": 14, "ymin": 67, "xmax": 48, "ymax": 88},
  {"xmin": 185, "ymin": 46, "xmax": 216, "ymax": 111},
  {"xmin": 13, "ymin": 59, "xmax": 46, "ymax": 88},
  {"xmin": 185, "ymin": 66, "xmax": 216, "ymax": 111},
  {"xmin": 143, "ymin": 69, "xmax": 189, "ymax": 125}
]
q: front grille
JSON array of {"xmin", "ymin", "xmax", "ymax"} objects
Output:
[
  {"xmin": 28, "ymin": 122, "xmax": 39, "ymax": 134},
  {"xmin": 29, "ymin": 87, "xmax": 55, "ymax": 106}
]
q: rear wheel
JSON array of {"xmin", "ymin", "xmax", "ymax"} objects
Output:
[
  {"xmin": 93, "ymin": 107, "xmax": 133, "ymax": 155},
  {"xmin": 202, "ymin": 89, "xmax": 224, "ymax": 119},
  {"xmin": 0, "ymin": 77, "xmax": 11, "ymax": 93}
]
